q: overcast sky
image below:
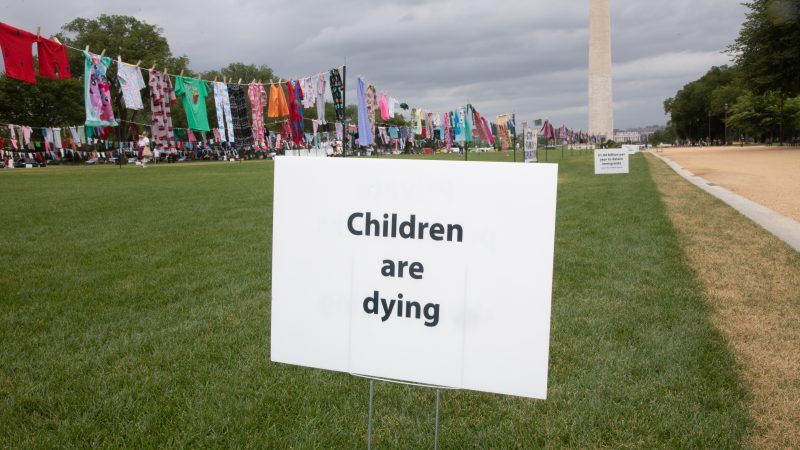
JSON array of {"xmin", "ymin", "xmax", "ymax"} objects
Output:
[{"xmin": 3, "ymin": 0, "xmax": 747, "ymax": 130}]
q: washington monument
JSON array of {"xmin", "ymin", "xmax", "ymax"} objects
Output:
[{"xmin": 589, "ymin": 0, "xmax": 614, "ymax": 139}]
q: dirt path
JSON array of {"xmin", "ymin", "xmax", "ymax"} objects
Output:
[
  {"xmin": 658, "ymin": 146, "xmax": 800, "ymax": 221},
  {"xmin": 647, "ymin": 153, "xmax": 800, "ymax": 449}
]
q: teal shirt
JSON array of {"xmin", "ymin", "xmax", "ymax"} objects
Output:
[{"xmin": 174, "ymin": 76, "xmax": 210, "ymax": 131}]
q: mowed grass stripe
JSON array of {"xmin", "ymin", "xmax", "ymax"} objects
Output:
[
  {"xmin": 647, "ymin": 153, "xmax": 800, "ymax": 448},
  {"xmin": 0, "ymin": 153, "xmax": 749, "ymax": 447}
]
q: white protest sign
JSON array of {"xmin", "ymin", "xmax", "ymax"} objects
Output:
[
  {"xmin": 622, "ymin": 144, "xmax": 640, "ymax": 155},
  {"xmin": 594, "ymin": 149, "xmax": 630, "ymax": 174},
  {"xmin": 271, "ymin": 157, "xmax": 558, "ymax": 399},
  {"xmin": 524, "ymin": 126, "xmax": 538, "ymax": 163}
]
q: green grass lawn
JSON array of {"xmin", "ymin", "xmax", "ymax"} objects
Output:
[{"xmin": 0, "ymin": 151, "xmax": 750, "ymax": 448}]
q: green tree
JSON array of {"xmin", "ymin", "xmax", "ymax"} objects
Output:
[
  {"xmin": 0, "ymin": 75, "xmax": 84, "ymax": 127},
  {"xmin": 648, "ymin": 124, "xmax": 677, "ymax": 146},
  {"xmin": 730, "ymin": 0, "xmax": 800, "ymax": 142},
  {"xmin": 664, "ymin": 65, "xmax": 738, "ymax": 142},
  {"xmin": 201, "ymin": 63, "xmax": 274, "ymax": 85}
]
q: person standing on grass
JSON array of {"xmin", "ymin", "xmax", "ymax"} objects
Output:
[{"xmin": 137, "ymin": 131, "xmax": 151, "ymax": 168}]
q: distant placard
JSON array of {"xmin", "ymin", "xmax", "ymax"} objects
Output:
[
  {"xmin": 622, "ymin": 145, "xmax": 640, "ymax": 155},
  {"xmin": 594, "ymin": 149, "xmax": 629, "ymax": 174},
  {"xmin": 524, "ymin": 127, "xmax": 538, "ymax": 163},
  {"xmin": 271, "ymin": 157, "xmax": 559, "ymax": 399}
]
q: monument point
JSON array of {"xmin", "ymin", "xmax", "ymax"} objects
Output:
[{"xmin": 589, "ymin": 0, "xmax": 614, "ymax": 140}]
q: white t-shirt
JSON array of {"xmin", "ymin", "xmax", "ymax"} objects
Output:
[
  {"xmin": 137, "ymin": 136, "xmax": 150, "ymax": 148},
  {"xmin": 118, "ymin": 63, "xmax": 146, "ymax": 110}
]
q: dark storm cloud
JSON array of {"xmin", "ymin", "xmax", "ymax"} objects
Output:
[{"xmin": 2, "ymin": 0, "xmax": 746, "ymax": 129}]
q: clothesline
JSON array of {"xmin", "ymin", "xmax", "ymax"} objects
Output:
[{"xmin": 61, "ymin": 42, "xmax": 344, "ymax": 87}]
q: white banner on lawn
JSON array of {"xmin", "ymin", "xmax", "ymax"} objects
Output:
[
  {"xmin": 524, "ymin": 126, "xmax": 538, "ymax": 163},
  {"xmin": 271, "ymin": 157, "xmax": 558, "ymax": 399},
  {"xmin": 594, "ymin": 149, "xmax": 630, "ymax": 174}
]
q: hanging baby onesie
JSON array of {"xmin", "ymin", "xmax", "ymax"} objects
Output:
[
  {"xmin": 329, "ymin": 68, "xmax": 345, "ymax": 121},
  {"xmin": 335, "ymin": 122, "xmax": 344, "ymax": 141},
  {"xmin": 36, "ymin": 37, "xmax": 71, "ymax": 79},
  {"xmin": 301, "ymin": 77, "xmax": 316, "ymax": 109},
  {"xmin": 356, "ymin": 77, "xmax": 374, "ymax": 147},
  {"xmin": 213, "ymin": 81, "xmax": 235, "ymax": 143},
  {"xmin": 174, "ymin": 76, "xmax": 210, "ymax": 131},
  {"xmin": 286, "ymin": 80, "xmax": 305, "ymax": 146},
  {"xmin": 117, "ymin": 62, "xmax": 146, "ymax": 110},
  {"xmin": 316, "ymin": 74, "xmax": 327, "ymax": 125},
  {"xmin": 0, "ymin": 23, "xmax": 37, "ymax": 83},
  {"xmin": 83, "ymin": 51, "xmax": 117, "ymax": 127},
  {"xmin": 248, "ymin": 82, "xmax": 268, "ymax": 147},
  {"xmin": 148, "ymin": 70, "xmax": 176, "ymax": 147},
  {"xmin": 268, "ymin": 83, "xmax": 290, "ymax": 118},
  {"xmin": 227, "ymin": 83, "xmax": 254, "ymax": 147}
]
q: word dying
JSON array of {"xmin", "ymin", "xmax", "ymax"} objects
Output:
[{"xmin": 363, "ymin": 290, "xmax": 440, "ymax": 327}]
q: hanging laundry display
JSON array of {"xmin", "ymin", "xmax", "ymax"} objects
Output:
[
  {"xmin": 379, "ymin": 92, "xmax": 390, "ymax": 121},
  {"xmin": 213, "ymin": 82, "xmax": 235, "ymax": 143},
  {"xmin": 329, "ymin": 68, "xmax": 345, "ymax": 121},
  {"xmin": 267, "ymin": 83, "xmax": 290, "ymax": 118},
  {"xmin": 316, "ymin": 74, "xmax": 327, "ymax": 125},
  {"xmin": 148, "ymin": 70, "xmax": 176, "ymax": 147},
  {"xmin": 175, "ymin": 75, "xmax": 210, "ymax": 131},
  {"xmin": 83, "ymin": 51, "xmax": 118, "ymax": 127},
  {"xmin": 227, "ymin": 83, "xmax": 254, "ymax": 147},
  {"xmin": 356, "ymin": 77, "xmax": 373, "ymax": 147},
  {"xmin": 301, "ymin": 77, "xmax": 316, "ymax": 109},
  {"xmin": 0, "ymin": 22, "xmax": 37, "ymax": 83},
  {"xmin": 117, "ymin": 61, "xmax": 146, "ymax": 110},
  {"xmin": 286, "ymin": 80, "xmax": 305, "ymax": 146},
  {"xmin": 36, "ymin": 36, "xmax": 71, "ymax": 80},
  {"xmin": 366, "ymin": 84, "xmax": 377, "ymax": 144},
  {"xmin": 335, "ymin": 122, "xmax": 344, "ymax": 141},
  {"xmin": 248, "ymin": 82, "xmax": 268, "ymax": 147}
]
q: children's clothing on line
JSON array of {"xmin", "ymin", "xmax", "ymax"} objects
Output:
[
  {"xmin": 83, "ymin": 51, "xmax": 118, "ymax": 127},
  {"xmin": 148, "ymin": 70, "xmax": 176, "ymax": 147},
  {"xmin": 37, "ymin": 37, "xmax": 71, "ymax": 79},
  {"xmin": 213, "ymin": 82, "xmax": 235, "ymax": 143},
  {"xmin": 267, "ymin": 84, "xmax": 290, "ymax": 117},
  {"xmin": 248, "ymin": 82, "xmax": 268, "ymax": 147},
  {"xmin": 117, "ymin": 62, "xmax": 146, "ymax": 110},
  {"xmin": 174, "ymin": 75, "xmax": 210, "ymax": 131},
  {"xmin": 227, "ymin": 83, "xmax": 254, "ymax": 147},
  {"xmin": 329, "ymin": 68, "xmax": 345, "ymax": 121},
  {"xmin": 0, "ymin": 22, "xmax": 37, "ymax": 83}
]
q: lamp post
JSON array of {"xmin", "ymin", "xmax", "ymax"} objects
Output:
[{"xmin": 707, "ymin": 109, "xmax": 711, "ymax": 146}]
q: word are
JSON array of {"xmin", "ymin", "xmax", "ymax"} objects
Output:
[
  {"xmin": 363, "ymin": 290, "xmax": 440, "ymax": 327},
  {"xmin": 381, "ymin": 259, "xmax": 424, "ymax": 279},
  {"xmin": 348, "ymin": 212, "xmax": 464, "ymax": 242}
]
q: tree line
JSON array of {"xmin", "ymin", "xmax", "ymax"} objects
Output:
[{"xmin": 660, "ymin": 0, "xmax": 800, "ymax": 145}]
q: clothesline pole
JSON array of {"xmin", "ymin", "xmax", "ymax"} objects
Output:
[
  {"xmin": 513, "ymin": 113, "xmax": 517, "ymax": 163},
  {"xmin": 342, "ymin": 58, "xmax": 347, "ymax": 157}
]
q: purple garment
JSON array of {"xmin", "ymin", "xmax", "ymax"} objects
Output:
[{"xmin": 356, "ymin": 77, "xmax": 374, "ymax": 147}]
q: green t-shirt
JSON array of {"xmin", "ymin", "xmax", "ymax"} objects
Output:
[{"xmin": 174, "ymin": 76, "xmax": 210, "ymax": 131}]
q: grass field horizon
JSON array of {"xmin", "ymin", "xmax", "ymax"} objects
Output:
[{"xmin": 1, "ymin": 152, "xmax": 755, "ymax": 447}]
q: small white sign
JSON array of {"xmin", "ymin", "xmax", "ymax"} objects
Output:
[
  {"xmin": 524, "ymin": 127, "xmax": 538, "ymax": 163},
  {"xmin": 594, "ymin": 149, "xmax": 629, "ymax": 174},
  {"xmin": 622, "ymin": 144, "xmax": 640, "ymax": 155},
  {"xmin": 271, "ymin": 157, "xmax": 558, "ymax": 399}
]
